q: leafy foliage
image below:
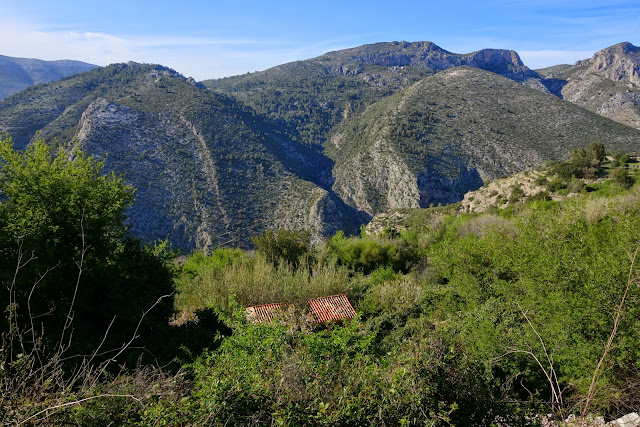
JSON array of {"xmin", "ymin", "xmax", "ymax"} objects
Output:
[
  {"xmin": 0, "ymin": 135, "xmax": 178, "ymax": 420},
  {"xmin": 140, "ymin": 314, "xmax": 497, "ymax": 426},
  {"xmin": 251, "ymin": 228, "xmax": 311, "ymax": 267},
  {"xmin": 326, "ymin": 230, "xmax": 420, "ymax": 274}
]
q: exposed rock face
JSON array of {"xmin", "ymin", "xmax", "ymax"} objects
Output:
[
  {"xmin": 71, "ymin": 95, "xmax": 363, "ymax": 250},
  {"xmin": 607, "ymin": 412, "xmax": 640, "ymax": 427},
  {"xmin": 332, "ymin": 140, "xmax": 422, "ymax": 216},
  {"xmin": 417, "ymin": 167, "xmax": 484, "ymax": 207},
  {"xmin": 547, "ymin": 42, "xmax": 640, "ymax": 130},
  {"xmin": 73, "ymin": 98, "xmax": 228, "ymax": 249},
  {"xmin": 597, "ymin": 92, "xmax": 640, "ymax": 129},
  {"xmin": 319, "ymin": 41, "xmax": 537, "ymax": 82},
  {"xmin": 575, "ymin": 42, "xmax": 640, "ymax": 85}
]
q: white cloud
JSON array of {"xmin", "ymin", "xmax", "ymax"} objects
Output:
[
  {"xmin": 0, "ymin": 20, "xmax": 132, "ymax": 64},
  {"xmin": 0, "ymin": 19, "xmax": 345, "ymax": 80},
  {"xmin": 0, "ymin": 17, "xmax": 606, "ymax": 80},
  {"xmin": 518, "ymin": 50, "xmax": 594, "ymax": 69}
]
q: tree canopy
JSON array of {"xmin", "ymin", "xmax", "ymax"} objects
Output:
[{"xmin": 0, "ymin": 135, "xmax": 174, "ymax": 364}]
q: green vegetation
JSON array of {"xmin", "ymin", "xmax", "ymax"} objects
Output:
[
  {"xmin": 251, "ymin": 228, "xmax": 312, "ymax": 267},
  {"xmin": 204, "ymin": 56, "xmax": 433, "ymax": 150},
  {"xmin": 550, "ymin": 142, "xmax": 606, "ymax": 179},
  {"xmin": 328, "ymin": 67, "xmax": 640, "ymax": 214},
  {"xmin": 0, "ymin": 63, "xmax": 361, "ymax": 251},
  {"xmin": 0, "ymin": 136, "xmax": 222, "ymax": 425},
  {"xmin": 3, "ymin": 41, "xmax": 640, "ymax": 425},
  {"xmin": 146, "ymin": 168, "xmax": 640, "ymax": 425},
  {"xmin": 3, "ymin": 140, "xmax": 640, "ymax": 424}
]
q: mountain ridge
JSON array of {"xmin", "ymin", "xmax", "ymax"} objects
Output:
[
  {"xmin": 0, "ymin": 62, "xmax": 364, "ymax": 250},
  {"xmin": 328, "ymin": 66, "xmax": 640, "ymax": 214},
  {"xmin": 0, "ymin": 54, "xmax": 97, "ymax": 100},
  {"xmin": 3, "ymin": 42, "xmax": 640, "ymax": 250}
]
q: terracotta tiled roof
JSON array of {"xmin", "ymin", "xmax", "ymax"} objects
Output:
[
  {"xmin": 246, "ymin": 302, "xmax": 285, "ymax": 324},
  {"xmin": 307, "ymin": 294, "xmax": 356, "ymax": 324},
  {"xmin": 246, "ymin": 295, "xmax": 357, "ymax": 325}
]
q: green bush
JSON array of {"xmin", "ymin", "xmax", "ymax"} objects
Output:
[
  {"xmin": 546, "ymin": 177, "xmax": 567, "ymax": 192},
  {"xmin": 251, "ymin": 228, "xmax": 311, "ymax": 267},
  {"xmin": 611, "ymin": 167, "xmax": 634, "ymax": 189},
  {"xmin": 509, "ymin": 184, "xmax": 524, "ymax": 203},
  {"xmin": 567, "ymin": 177, "xmax": 586, "ymax": 193},
  {"xmin": 138, "ymin": 313, "xmax": 504, "ymax": 426},
  {"xmin": 0, "ymin": 135, "xmax": 177, "ymax": 425},
  {"xmin": 327, "ymin": 231, "xmax": 419, "ymax": 274}
]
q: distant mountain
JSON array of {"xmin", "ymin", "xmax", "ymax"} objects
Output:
[
  {"xmin": 203, "ymin": 41, "xmax": 546, "ymax": 150},
  {"xmin": 0, "ymin": 63, "xmax": 363, "ymax": 250},
  {"xmin": 3, "ymin": 42, "xmax": 640, "ymax": 251},
  {"xmin": 316, "ymin": 41, "xmax": 538, "ymax": 81},
  {"xmin": 0, "ymin": 55, "xmax": 97, "ymax": 100},
  {"xmin": 540, "ymin": 42, "xmax": 640, "ymax": 129},
  {"xmin": 327, "ymin": 67, "xmax": 640, "ymax": 214}
]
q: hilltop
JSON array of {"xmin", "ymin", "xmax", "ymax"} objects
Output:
[
  {"xmin": 203, "ymin": 41, "xmax": 546, "ymax": 149},
  {"xmin": 328, "ymin": 67, "xmax": 640, "ymax": 214},
  {"xmin": 544, "ymin": 42, "xmax": 640, "ymax": 129},
  {"xmin": 0, "ymin": 63, "xmax": 363, "ymax": 250},
  {"xmin": 0, "ymin": 54, "xmax": 97, "ymax": 100}
]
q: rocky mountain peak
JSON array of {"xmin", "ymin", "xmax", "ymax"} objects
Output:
[
  {"xmin": 315, "ymin": 41, "xmax": 535, "ymax": 82},
  {"xmin": 574, "ymin": 41, "xmax": 640, "ymax": 85},
  {"xmin": 468, "ymin": 48, "xmax": 524, "ymax": 68}
]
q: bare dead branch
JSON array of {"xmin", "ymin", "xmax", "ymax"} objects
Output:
[
  {"xmin": 16, "ymin": 393, "xmax": 142, "ymax": 426},
  {"xmin": 581, "ymin": 238, "xmax": 640, "ymax": 417},
  {"xmin": 97, "ymin": 292, "xmax": 174, "ymax": 378},
  {"xmin": 58, "ymin": 212, "xmax": 89, "ymax": 354},
  {"xmin": 515, "ymin": 302, "xmax": 563, "ymax": 409}
]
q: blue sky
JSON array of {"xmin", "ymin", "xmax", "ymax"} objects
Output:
[{"xmin": 2, "ymin": 0, "xmax": 639, "ymax": 80}]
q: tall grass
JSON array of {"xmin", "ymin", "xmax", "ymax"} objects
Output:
[{"xmin": 175, "ymin": 249, "xmax": 353, "ymax": 315}]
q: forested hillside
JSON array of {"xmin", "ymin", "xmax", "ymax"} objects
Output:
[{"xmin": 0, "ymin": 63, "xmax": 364, "ymax": 250}]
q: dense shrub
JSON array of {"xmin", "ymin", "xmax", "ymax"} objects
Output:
[
  {"xmin": 611, "ymin": 167, "xmax": 634, "ymax": 189},
  {"xmin": 251, "ymin": 228, "xmax": 312, "ymax": 267},
  {"xmin": 326, "ymin": 230, "xmax": 420, "ymax": 274},
  {"xmin": 139, "ymin": 314, "xmax": 504, "ymax": 426}
]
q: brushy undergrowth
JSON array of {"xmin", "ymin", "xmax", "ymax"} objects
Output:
[{"xmin": 4, "ymin": 142, "xmax": 640, "ymax": 425}]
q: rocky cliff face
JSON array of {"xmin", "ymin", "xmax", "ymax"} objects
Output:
[
  {"xmin": 318, "ymin": 41, "xmax": 537, "ymax": 82},
  {"xmin": 574, "ymin": 42, "xmax": 640, "ymax": 85},
  {"xmin": 72, "ymin": 97, "xmax": 230, "ymax": 249},
  {"xmin": 544, "ymin": 42, "xmax": 640, "ymax": 130},
  {"xmin": 597, "ymin": 92, "xmax": 640, "ymax": 129},
  {"xmin": 332, "ymin": 139, "xmax": 422, "ymax": 215}
]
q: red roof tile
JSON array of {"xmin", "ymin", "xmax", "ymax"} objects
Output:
[
  {"xmin": 307, "ymin": 294, "xmax": 356, "ymax": 324},
  {"xmin": 246, "ymin": 302, "xmax": 285, "ymax": 324}
]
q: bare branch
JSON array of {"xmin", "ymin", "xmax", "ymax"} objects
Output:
[
  {"xmin": 16, "ymin": 394, "xmax": 142, "ymax": 426},
  {"xmin": 515, "ymin": 302, "xmax": 563, "ymax": 409},
  {"xmin": 581, "ymin": 238, "xmax": 640, "ymax": 417},
  {"xmin": 58, "ymin": 211, "xmax": 89, "ymax": 354},
  {"xmin": 27, "ymin": 261, "xmax": 60, "ymax": 367},
  {"xmin": 97, "ymin": 292, "xmax": 174, "ymax": 377}
]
